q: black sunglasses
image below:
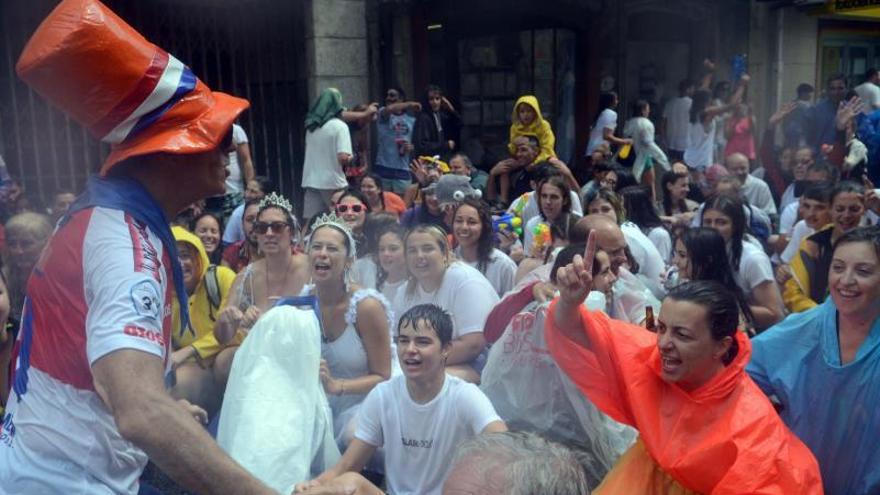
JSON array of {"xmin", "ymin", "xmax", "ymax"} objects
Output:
[
  {"xmin": 336, "ymin": 204, "xmax": 364, "ymax": 214},
  {"xmin": 254, "ymin": 221, "xmax": 290, "ymax": 234}
]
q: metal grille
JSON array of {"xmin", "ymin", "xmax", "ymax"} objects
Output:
[{"xmin": 0, "ymin": 0, "xmax": 307, "ymax": 208}]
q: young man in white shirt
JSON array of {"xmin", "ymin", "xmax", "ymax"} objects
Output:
[
  {"xmin": 296, "ymin": 304, "xmax": 507, "ymax": 495},
  {"xmin": 661, "ymin": 79, "xmax": 694, "ymax": 161}
]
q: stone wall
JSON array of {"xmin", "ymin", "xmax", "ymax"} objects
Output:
[{"xmin": 305, "ymin": 0, "xmax": 370, "ymax": 107}]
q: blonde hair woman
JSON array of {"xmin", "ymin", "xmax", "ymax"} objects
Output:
[{"xmin": 391, "ymin": 224, "xmax": 498, "ymax": 383}]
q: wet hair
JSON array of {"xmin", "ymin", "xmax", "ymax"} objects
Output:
[
  {"xmin": 631, "ymin": 99, "xmax": 650, "ymax": 118},
  {"xmin": 397, "ymin": 303, "xmax": 453, "ymax": 347},
  {"xmin": 453, "ymin": 199, "xmax": 493, "ymax": 274},
  {"xmin": 619, "ymin": 185, "xmax": 662, "ymax": 230},
  {"xmin": 832, "ymin": 225, "xmax": 880, "ymax": 260},
  {"xmin": 584, "ymin": 188, "xmax": 625, "ymax": 225},
  {"xmin": 801, "ymin": 182, "xmax": 833, "ymax": 203},
  {"xmin": 530, "ymin": 162, "xmax": 564, "ymax": 186},
  {"xmin": 678, "ymin": 228, "xmax": 754, "ymax": 324},
  {"xmin": 373, "ymin": 221, "xmax": 407, "ymax": 291},
  {"xmin": 665, "ymin": 281, "xmax": 740, "ymax": 365},
  {"xmin": 702, "ymin": 194, "xmax": 747, "ymax": 269},
  {"xmin": 661, "ymin": 170, "xmax": 690, "ymax": 216},
  {"xmin": 689, "ymin": 89, "xmax": 712, "ymax": 124}
]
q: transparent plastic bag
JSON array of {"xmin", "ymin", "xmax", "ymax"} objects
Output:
[{"xmin": 480, "ymin": 300, "xmax": 636, "ymax": 487}]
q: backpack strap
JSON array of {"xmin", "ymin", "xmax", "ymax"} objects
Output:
[{"xmin": 205, "ymin": 264, "xmax": 221, "ymax": 311}]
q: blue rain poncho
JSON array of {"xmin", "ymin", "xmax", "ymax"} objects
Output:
[{"xmin": 747, "ymin": 298, "xmax": 880, "ymax": 495}]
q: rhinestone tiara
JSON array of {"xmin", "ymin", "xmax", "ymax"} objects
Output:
[
  {"xmin": 258, "ymin": 192, "xmax": 293, "ymax": 213},
  {"xmin": 310, "ymin": 212, "xmax": 357, "ymax": 258}
]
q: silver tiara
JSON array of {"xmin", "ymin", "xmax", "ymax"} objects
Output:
[
  {"xmin": 258, "ymin": 192, "xmax": 292, "ymax": 213},
  {"xmin": 309, "ymin": 212, "xmax": 357, "ymax": 258}
]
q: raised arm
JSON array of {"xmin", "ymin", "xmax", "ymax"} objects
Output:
[{"xmin": 552, "ymin": 231, "xmax": 598, "ymax": 349}]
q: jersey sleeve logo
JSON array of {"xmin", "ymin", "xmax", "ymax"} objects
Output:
[{"xmin": 130, "ymin": 280, "xmax": 162, "ymax": 321}]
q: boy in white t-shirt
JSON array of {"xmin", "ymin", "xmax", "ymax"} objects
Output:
[{"xmin": 296, "ymin": 304, "xmax": 507, "ymax": 495}]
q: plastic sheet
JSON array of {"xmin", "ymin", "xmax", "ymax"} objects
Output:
[
  {"xmin": 217, "ymin": 305, "xmax": 339, "ymax": 494},
  {"xmin": 480, "ymin": 300, "xmax": 635, "ymax": 488}
]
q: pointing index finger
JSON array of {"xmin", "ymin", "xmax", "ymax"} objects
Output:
[{"xmin": 584, "ymin": 230, "xmax": 597, "ymax": 274}]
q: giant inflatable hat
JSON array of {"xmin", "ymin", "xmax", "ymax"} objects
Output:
[{"xmin": 15, "ymin": 0, "xmax": 249, "ymax": 175}]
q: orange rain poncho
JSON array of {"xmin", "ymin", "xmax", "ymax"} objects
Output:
[{"xmin": 544, "ymin": 301, "xmax": 823, "ymax": 494}]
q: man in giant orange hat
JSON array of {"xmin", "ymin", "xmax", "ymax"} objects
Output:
[{"xmin": 0, "ymin": 1, "xmax": 276, "ymax": 493}]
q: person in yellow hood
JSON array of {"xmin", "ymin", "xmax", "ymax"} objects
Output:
[
  {"xmin": 487, "ymin": 96, "xmax": 561, "ymax": 205},
  {"xmin": 508, "ymin": 95, "xmax": 556, "ymax": 162},
  {"xmin": 170, "ymin": 226, "xmax": 237, "ymax": 415}
]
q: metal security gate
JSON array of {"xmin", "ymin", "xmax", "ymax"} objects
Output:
[{"xmin": 0, "ymin": 0, "xmax": 307, "ymax": 209}]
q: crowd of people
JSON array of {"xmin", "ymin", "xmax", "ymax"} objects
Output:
[{"xmin": 2, "ymin": 1, "xmax": 880, "ymax": 494}]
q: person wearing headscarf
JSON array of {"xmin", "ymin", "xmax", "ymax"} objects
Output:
[{"xmin": 302, "ymin": 88, "xmax": 353, "ymax": 219}]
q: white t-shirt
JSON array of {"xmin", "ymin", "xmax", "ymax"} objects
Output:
[
  {"xmin": 646, "ymin": 225, "xmax": 672, "ymax": 263},
  {"xmin": 780, "ymin": 220, "xmax": 815, "ymax": 264},
  {"xmin": 455, "ymin": 247, "xmax": 517, "ymax": 297},
  {"xmin": 855, "ymin": 81, "xmax": 880, "ymax": 113},
  {"xmin": 779, "ymin": 183, "xmax": 797, "ymax": 214},
  {"xmin": 779, "ymin": 201, "xmax": 799, "ymax": 235},
  {"xmin": 302, "ymin": 117, "xmax": 352, "ymax": 190},
  {"xmin": 683, "ymin": 118, "xmax": 716, "ymax": 171},
  {"xmin": 0, "ymin": 207, "xmax": 173, "ymax": 494},
  {"xmin": 741, "ymin": 175, "xmax": 778, "ymax": 215},
  {"xmin": 225, "ymin": 124, "xmax": 249, "ymax": 195},
  {"xmin": 354, "ymin": 374, "xmax": 501, "ymax": 495},
  {"xmin": 734, "ymin": 240, "xmax": 775, "ymax": 294},
  {"xmin": 662, "ymin": 96, "xmax": 692, "ymax": 151},
  {"xmin": 586, "ymin": 108, "xmax": 618, "ymax": 155},
  {"xmin": 620, "ymin": 222, "xmax": 666, "ymax": 298},
  {"xmin": 223, "ymin": 202, "xmax": 246, "ymax": 244},
  {"xmin": 391, "ymin": 262, "xmax": 498, "ymax": 338},
  {"xmin": 511, "ymin": 190, "xmax": 583, "ymax": 225}
]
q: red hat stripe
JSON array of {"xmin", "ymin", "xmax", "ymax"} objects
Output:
[{"xmin": 92, "ymin": 49, "xmax": 169, "ymax": 139}]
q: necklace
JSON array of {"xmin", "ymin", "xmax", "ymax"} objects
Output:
[{"xmin": 265, "ymin": 255, "xmax": 293, "ymax": 303}]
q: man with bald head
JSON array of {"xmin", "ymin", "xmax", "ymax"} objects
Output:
[
  {"xmin": 571, "ymin": 215, "xmax": 660, "ymax": 324},
  {"xmin": 725, "ymin": 152, "xmax": 776, "ymax": 215}
]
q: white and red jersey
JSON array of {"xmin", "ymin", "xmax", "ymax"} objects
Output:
[{"xmin": 0, "ymin": 206, "xmax": 173, "ymax": 494}]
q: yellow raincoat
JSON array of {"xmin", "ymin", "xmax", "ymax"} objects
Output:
[
  {"xmin": 508, "ymin": 95, "xmax": 557, "ymax": 163},
  {"xmin": 171, "ymin": 226, "xmax": 237, "ymax": 363}
]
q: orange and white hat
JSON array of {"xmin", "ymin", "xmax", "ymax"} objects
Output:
[{"xmin": 15, "ymin": 0, "xmax": 249, "ymax": 175}]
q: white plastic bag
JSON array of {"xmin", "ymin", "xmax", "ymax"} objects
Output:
[
  {"xmin": 217, "ymin": 305, "xmax": 340, "ymax": 494},
  {"xmin": 480, "ymin": 301, "xmax": 636, "ymax": 487}
]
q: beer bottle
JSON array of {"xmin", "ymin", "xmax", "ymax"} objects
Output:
[{"xmin": 645, "ymin": 305, "xmax": 656, "ymax": 332}]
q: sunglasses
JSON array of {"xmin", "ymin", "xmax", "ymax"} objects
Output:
[
  {"xmin": 336, "ymin": 204, "xmax": 364, "ymax": 214},
  {"xmin": 253, "ymin": 221, "xmax": 290, "ymax": 234}
]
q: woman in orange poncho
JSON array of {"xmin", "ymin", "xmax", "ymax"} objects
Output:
[{"xmin": 547, "ymin": 234, "xmax": 823, "ymax": 494}]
